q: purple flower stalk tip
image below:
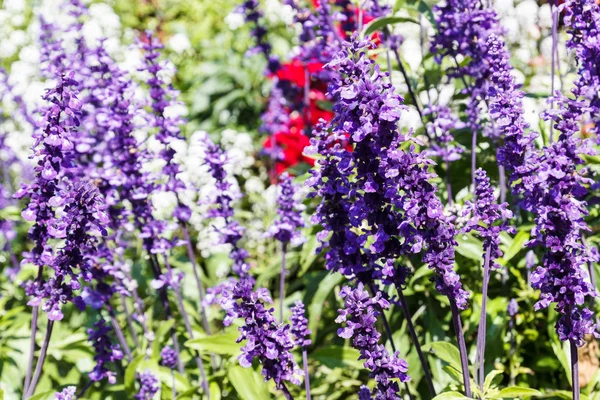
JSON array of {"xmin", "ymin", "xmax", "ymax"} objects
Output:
[
  {"xmin": 54, "ymin": 387, "xmax": 76, "ymax": 400},
  {"xmin": 135, "ymin": 370, "xmax": 159, "ymax": 400},
  {"xmin": 87, "ymin": 318, "xmax": 123, "ymax": 384},
  {"xmin": 161, "ymin": 345, "xmax": 179, "ymax": 370},
  {"xmin": 290, "ymin": 300, "xmax": 312, "ymax": 348},
  {"xmin": 508, "ymin": 299, "xmax": 518, "ymax": 318},
  {"xmin": 267, "ymin": 172, "xmax": 305, "ymax": 245},
  {"xmin": 221, "ymin": 279, "xmax": 301, "ymax": 388},
  {"xmin": 337, "ymin": 283, "xmax": 410, "ymax": 399}
]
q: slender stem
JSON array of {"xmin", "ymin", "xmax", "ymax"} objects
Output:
[
  {"xmin": 391, "ymin": 48, "xmax": 424, "ymax": 123},
  {"xmin": 120, "ymin": 293, "xmax": 140, "ymax": 347},
  {"xmin": 549, "ymin": 0, "xmax": 558, "ymax": 144},
  {"xmin": 446, "ymin": 159, "xmax": 453, "ymax": 205},
  {"xmin": 26, "ymin": 320, "xmax": 55, "ymax": 397},
  {"xmin": 471, "ymin": 129, "xmax": 477, "ymax": 193},
  {"xmin": 508, "ymin": 316, "xmax": 516, "ymax": 386},
  {"xmin": 110, "ymin": 312, "xmax": 133, "ymax": 362},
  {"xmin": 171, "ymin": 368, "xmax": 177, "ymax": 400},
  {"xmin": 571, "ymin": 339, "xmax": 580, "ymax": 400},
  {"xmin": 77, "ymin": 380, "xmax": 93, "ymax": 399},
  {"xmin": 24, "ymin": 305, "xmax": 39, "ymax": 394},
  {"xmin": 180, "ymin": 222, "xmax": 211, "ymax": 335},
  {"xmin": 163, "ymin": 256, "xmax": 210, "ymax": 396},
  {"xmin": 180, "ymin": 222, "xmax": 218, "ymax": 370},
  {"xmin": 498, "ymin": 165, "xmax": 507, "ymax": 204},
  {"xmin": 450, "ymin": 300, "xmax": 472, "ymax": 398},
  {"xmin": 24, "ymin": 267, "xmax": 43, "ymax": 394},
  {"xmin": 303, "ymin": 66, "xmax": 311, "ymax": 136},
  {"xmin": 302, "ymin": 348, "xmax": 311, "ymax": 400},
  {"xmin": 279, "ymin": 242, "xmax": 288, "ymax": 323},
  {"xmin": 148, "ymin": 256, "xmax": 185, "ymax": 375},
  {"xmin": 394, "ymin": 283, "xmax": 436, "ymax": 397},
  {"xmin": 476, "ymin": 246, "xmax": 492, "ymax": 389},
  {"xmin": 280, "ymin": 382, "xmax": 294, "ymax": 400}
]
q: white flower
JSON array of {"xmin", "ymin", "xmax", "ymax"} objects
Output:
[
  {"xmin": 168, "ymin": 33, "xmax": 191, "ymax": 54},
  {"xmin": 225, "ymin": 12, "xmax": 245, "ymax": 30}
]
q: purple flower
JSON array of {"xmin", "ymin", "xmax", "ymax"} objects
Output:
[
  {"xmin": 87, "ymin": 318, "xmax": 123, "ymax": 384},
  {"xmin": 221, "ymin": 279, "xmax": 301, "ymax": 388},
  {"xmin": 508, "ymin": 299, "xmax": 518, "ymax": 318},
  {"xmin": 290, "ymin": 300, "xmax": 311, "ymax": 348},
  {"xmin": 135, "ymin": 370, "xmax": 159, "ymax": 400},
  {"xmin": 564, "ymin": 0, "xmax": 600, "ymax": 142},
  {"xmin": 307, "ymin": 35, "xmax": 468, "ymax": 309},
  {"xmin": 358, "ymin": 385, "xmax": 372, "ymax": 400},
  {"xmin": 424, "ymin": 105, "xmax": 465, "ymax": 163},
  {"xmin": 239, "ymin": 0, "xmax": 280, "ymax": 73},
  {"xmin": 266, "ymin": 173, "xmax": 304, "ymax": 245},
  {"xmin": 486, "ymin": 34, "xmax": 537, "ymax": 184},
  {"xmin": 462, "ymin": 168, "xmax": 515, "ymax": 268},
  {"xmin": 54, "ymin": 386, "xmax": 76, "ymax": 400},
  {"xmin": 336, "ymin": 283, "xmax": 410, "ymax": 399},
  {"xmin": 161, "ymin": 346, "xmax": 179, "ymax": 369},
  {"xmin": 201, "ymin": 134, "xmax": 250, "ymax": 277}
]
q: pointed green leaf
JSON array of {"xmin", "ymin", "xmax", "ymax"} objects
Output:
[
  {"xmin": 185, "ymin": 331, "xmax": 240, "ymax": 356},
  {"xmin": 432, "ymin": 391, "xmax": 469, "ymax": 400},
  {"xmin": 422, "ymin": 341, "xmax": 463, "ymax": 372},
  {"xmin": 228, "ymin": 366, "xmax": 270, "ymax": 400},
  {"xmin": 363, "ymin": 16, "xmax": 419, "ymax": 37},
  {"xmin": 494, "ymin": 386, "xmax": 542, "ymax": 398}
]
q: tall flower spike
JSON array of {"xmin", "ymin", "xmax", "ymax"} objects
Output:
[
  {"xmin": 135, "ymin": 371, "xmax": 159, "ymax": 400},
  {"xmin": 87, "ymin": 318, "xmax": 123, "ymax": 384},
  {"xmin": 486, "ymin": 34, "xmax": 537, "ymax": 188},
  {"xmin": 524, "ymin": 93, "xmax": 598, "ymax": 347},
  {"xmin": 563, "ymin": 0, "xmax": 600, "ymax": 142},
  {"xmin": 201, "ymin": 133, "xmax": 250, "ymax": 277},
  {"xmin": 336, "ymin": 283, "xmax": 410, "ymax": 399},
  {"xmin": 222, "ymin": 279, "xmax": 301, "ymax": 390},
  {"xmin": 290, "ymin": 300, "xmax": 311, "ymax": 348},
  {"xmin": 267, "ymin": 172, "xmax": 305, "ymax": 245},
  {"xmin": 161, "ymin": 346, "xmax": 179, "ymax": 369},
  {"xmin": 239, "ymin": 0, "xmax": 280, "ymax": 73}
]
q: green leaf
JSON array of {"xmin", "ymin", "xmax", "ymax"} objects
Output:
[
  {"xmin": 312, "ymin": 345, "xmax": 364, "ymax": 370},
  {"xmin": 228, "ymin": 366, "xmax": 270, "ymax": 400},
  {"xmin": 363, "ymin": 16, "xmax": 418, "ymax": 37},
  {"xmin": 417, "ymin": 0, "xmax": 436, "ymax": 28},
  {"xmin": 27, "ymin": 391, "xmax": 54, "ymax": 400},
  {"xmin": 152, "ymin": 319, "xmax": 175, "ymax": 359},
  {"xmin": 455, "ymin": 233, "xmax": 483, "ymax": 262},
  {"xmin": 431, "ymin": 391, "xmax": 468, "ymax": 400},
  {"xmin": 484, "ymin": 370, "xmax": 504, "ymax": 393},
  {"xmin": 499, "ymin": 230, "xmax": 529, "ymax": 265},
  {"xmin": 185, "ymin": 331, "xmax": 240, "ymax": 356},
  {"xmin": 308, "ymin": 273, "xmax": 344, "ymax": 342},
  {"xmin": 421, "ymin": 342, "xmax": 463, "ymax": 373},
  {"xmin": 494, "ymin": 386, "xmax": 542, "ymax": 398},
  {"xmin": 125, "ymin": 354, "xmax": 146, "ymax": 393}
]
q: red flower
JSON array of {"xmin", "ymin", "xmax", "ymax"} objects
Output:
[
  {"xmin": 264, "ymin": 130, "xmax": 314, "ymax": 175},
  {"xmin": 275, "ymin": 59, "xmax": 325, "ymax": 88}
]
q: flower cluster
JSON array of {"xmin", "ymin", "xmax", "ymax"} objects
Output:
[
  {"xmin": 54, "ymin": 386, "xmax": 76, "ymax": 400},
  {"xmin": 307, "ymin": 35, "xmax": 468, "ymax": 309},
  {"xmin": 223, "ymin": 279, "xmax": 301, "ymax": 389},
  {"xmin": 161, "ymin": 346, "xmax": 179, "ymax": 369},
  {"xmin": 290, "ymin": 300, "xmax": 311, "ymax": 348},
  {"xmin": 424, "ymin": 105, "xmax": 465, "ymax": 164},
  {"xmin": 135, "ymin": 371, "xmax": 159, "ymax": 400},
  {"xmin": 266, "ymin": 172, "xmax": 304, "ymax": 245},
  {"xmin": 239, "ymin": 0, "xmax": 280, "ymax": 73},
  {"xmin": 201, "ymin": 134, "xmax": 250, "ymax": 277},
  {"xmin": 336, "ymin": 283, "xmax": 410, "ymax": 399},
  {"xmin": 486, "ymin": 34, "xmax": 537, "ymax": 184},
  {"xmin": 87, "ymin": 318, "xmax": 123, "ymax": 384},
  {"xmin": 463, "ymin": 168, "xmax": 514, "ymax": 268}
]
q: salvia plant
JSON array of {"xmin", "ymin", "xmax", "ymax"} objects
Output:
[{"xmin": 3, "ymin": 0, "xmax": 600, "ymax": 399}]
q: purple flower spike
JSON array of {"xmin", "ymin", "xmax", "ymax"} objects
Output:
[
  {"xmin": 336, "ymin": 283, "xmax": 410, "ymax": 399},
  {"xmin": 290, "ymin": 300, "xmax": 311, "ymax": 348},
  {"xmin": 358, "ymin": 385, "xmax": 372, "ymax": 400},
  {"xmin": 54, "ymin": 387, "xmax": 76, "ymax": 400},
  {"xmin": 161, "ymin": 346, "xmax": 179, "ymax": 370},
  {"xmin": 221, "ymin": 279, "xmax": 301, "ymax": 389},
  {"xmin": 508, "ymin": 299, "xmax": 518, "ymax": 318},
  {"xmin": 267, "ymin": 173, "xmax": 305, "ymax": 245},
  {"xmin": 201, "ymin": 134, "xmax": 250, "ymax": 277},
  {"xmin": 135, "ymin": 370, "xmax": 159, "ymax": 400},
  {"xmin": 87, "ymin": 318, "xmax": 123, "ymax": 384},
  {"xmin": 463, "ymin": 168, "xmax": 515, "ymax": 268}
]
